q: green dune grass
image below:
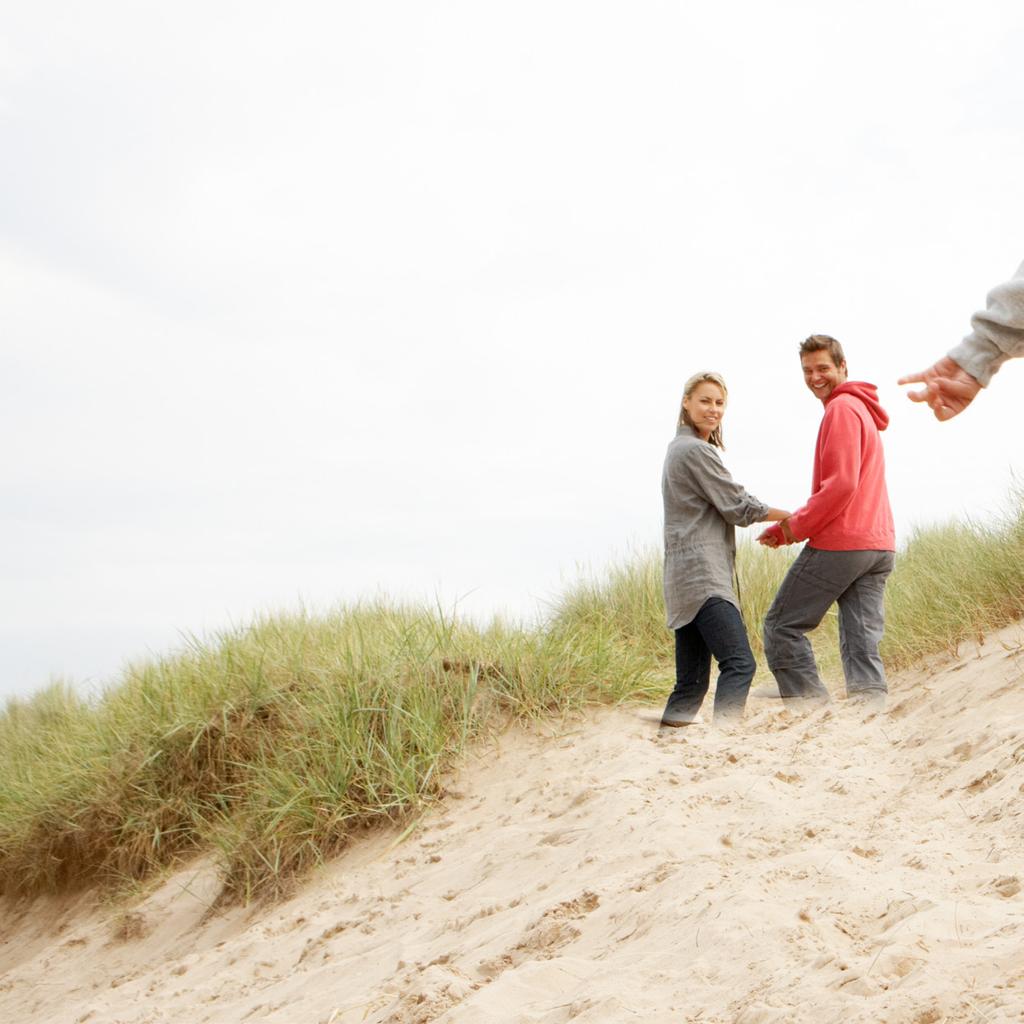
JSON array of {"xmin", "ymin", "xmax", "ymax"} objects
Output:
[{"xmin": 2, "ymin": 495, "xmax": 1023, "ymax": 904}]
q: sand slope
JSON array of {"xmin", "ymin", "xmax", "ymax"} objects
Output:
[{"xmin": 2, "ymin": 622, "xmax": 1023, "ymax": 1024}]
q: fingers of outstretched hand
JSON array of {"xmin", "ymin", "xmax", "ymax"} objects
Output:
[
  {"xmin": 903, "ymin": 378, "xmax": 976, "ymax": 419},
  {"xmin": 896, "ymin": 370, "xmax": 928, "ymax": 385},
  {"xmin": 899, "ymin": 357, "xmax": 980, "ymax": 421},
  {"xmin": 923, "ymin": 387, "xmax": 956, "ymax": 420},
  {"xmin": 926, "ymin": 387, "xmax": 963, "ymax": 421},
  {"xmin": 944, "ymin": 378, "xmax": 981, "ymax": 400}
]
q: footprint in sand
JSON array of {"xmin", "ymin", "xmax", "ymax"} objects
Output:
[
  {"xmin": 834, "ymin": 971, "xmax": 877, "ymax": 996},
  {"xmin": 383, "ymin": 963, "xmax": 477, "ymax": 1024},
  {"xmin": 810, "ymin": 956, "xmax": 877, "ymax": 997},
  {"xmin": 991, "ymin": 875, "xmax": 1021, "ymax": 898},
  {"xmin": 547, "ymin": 790, "xmax": 594, "ymax": 818},
  {"xmin": 888, "ymin": 692, "xmax": 926, "ymax": 718},
  {"xmin": 733, "ymin": 1003, "xmax": 787, "ymax": 1023},
  {"xmin": 873, "ymin": 951, "xmax": 924, "ymax": 983},
  {"xmin": 296, "ymin": 920, "xmax": 357, "ymax": 965},
  {"xmin": 852, "ymin": 845, "xmax": 879, "ymax": 859},
  {"xmin": 476, "ymin": 891, "xmax": 600, "ymax": 980},
  {"xmin": 966, "ymin": 767, "xmax": 1004, "ymax": 793},
  {"xmin": 630, "ymin": 862, "xmax": 682, "ymax": 892},
  {"xmin": 539, "ymin": 827, "xmax": 586, "ymax": 847},
  {"xmin": 875, "ymin": 896, "xmax": 936, "ymax": 933}
]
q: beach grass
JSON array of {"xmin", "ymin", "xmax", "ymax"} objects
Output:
[{"xmin": 1, "ymin": 496, "xmax": 1022, "ymax": 903}]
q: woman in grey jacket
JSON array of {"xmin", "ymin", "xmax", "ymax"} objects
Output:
[{"xmin": 662, "ymin": 372, "xmax": 790, "ymax": 727}]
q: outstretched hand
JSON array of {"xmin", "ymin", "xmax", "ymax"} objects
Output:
[{"xmin": 897, "ymin": 357, "xmax": 981, "ymax": 421}]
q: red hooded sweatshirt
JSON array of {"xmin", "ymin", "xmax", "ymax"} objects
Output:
[{"xmin": 784, "ymin": 381, "xmax": 895, "ymax": 551}]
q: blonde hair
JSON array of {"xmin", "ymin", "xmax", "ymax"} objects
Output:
[{"xmin": 678, "ymin": 371, "xmax": 728, "ymax": 449}]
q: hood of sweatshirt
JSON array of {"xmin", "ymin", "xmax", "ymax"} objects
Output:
[{"xmin": 826, "ymin": 380, "xmax": 889, "ymax": 430}]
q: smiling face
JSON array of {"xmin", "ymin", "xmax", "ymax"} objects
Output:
[
  {"xmin": 682, "ymin": 381, "xmax": 726, "ymax": 440},
  {"xmin": 801, "ymin": 349, "xmax": 848, "ymax": 402}
]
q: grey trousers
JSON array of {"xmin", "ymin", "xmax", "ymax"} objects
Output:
[{"xmin": 763, "ymin": 547, "xmax": 895, "ymax": 700}]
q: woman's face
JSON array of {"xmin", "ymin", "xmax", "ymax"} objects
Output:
[{"xmin": 683, "ymin": 381, "xmax": 726, "ymax": 440}]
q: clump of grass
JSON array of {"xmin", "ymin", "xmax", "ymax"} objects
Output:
[
  {"xmin": 882, "ymin": 495, "xmax": 1024, "ymax": 668},
  {"xmin": 0, "ymin": 602, "xmax": 658, "ymax": 903},
  {"xmin": 548, "ymin": 547, "xmax": 666, "ymax": 662},
  {"xmin": 1, "ymin": 496, "xmax": 1022, "ymax": 904}
]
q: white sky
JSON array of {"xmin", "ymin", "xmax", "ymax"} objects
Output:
[{"xmin": 2, "ymin": 1, "xmax": 1023, "ymax": 701}]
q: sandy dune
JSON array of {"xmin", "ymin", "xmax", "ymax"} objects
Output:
[{"xmin": 2, "ymin": 622, "xmax": 1023, "ymax": 1024}]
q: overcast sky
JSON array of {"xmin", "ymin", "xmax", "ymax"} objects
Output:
[{"xmin": 2, "ymin": 1, "xmax": 1023, "ymax": 702}]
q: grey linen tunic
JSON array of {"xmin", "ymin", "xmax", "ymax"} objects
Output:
[{"xmin": 663, "ymin": 426, "xmax": 769, "ymax": 629}]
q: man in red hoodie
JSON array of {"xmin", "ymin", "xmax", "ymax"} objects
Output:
[{"xmin": 758, "ymin": 335, "xmax": 896, "ymax": 705}]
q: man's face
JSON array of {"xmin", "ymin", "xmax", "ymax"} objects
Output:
[{"xmin": 801, "ymin": 350, "xmax": 847, "ymax": 402}]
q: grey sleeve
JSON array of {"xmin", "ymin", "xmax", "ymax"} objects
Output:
[
  {"xmin": 687, "ymin": 445, "xmax": 770, "ymax": 527},
  {"xmin": 948, "ymin": 259, "xmax": 1024, "ymax": 387}
]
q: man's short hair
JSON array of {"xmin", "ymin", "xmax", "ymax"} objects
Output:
[{"xmin": 800, "ymin": 334, "xmax": 846, "ymax": 368}]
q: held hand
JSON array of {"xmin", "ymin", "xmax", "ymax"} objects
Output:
[
  {"xmin": 758, "ymin": 520, "xmax": 794, "ymax": 548},
  {"xmin": 897, "ymin": 357, "xmax": 981, "ymax": 422}
]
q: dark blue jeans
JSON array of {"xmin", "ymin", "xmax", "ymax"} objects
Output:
[{"xmin": 663, "ymin": 597, "xmax": 756, "ymax": 723}]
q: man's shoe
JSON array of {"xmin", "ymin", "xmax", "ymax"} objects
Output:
[
  {"xmin": 660, "ymin": 709, "xmax": 702, "ymax": 728},
  {"xmin": 847, "ymin": 689, "xmax": 887, "ymax": 712}
]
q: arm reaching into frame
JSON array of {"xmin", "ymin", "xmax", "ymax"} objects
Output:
[
  {"xmin": 898, "ymin": 260, "xmax": 1024, "ymax": 421},
  {"xmin": 897, "ymin": 357, "xmax": 982, "ymax": 422}
]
